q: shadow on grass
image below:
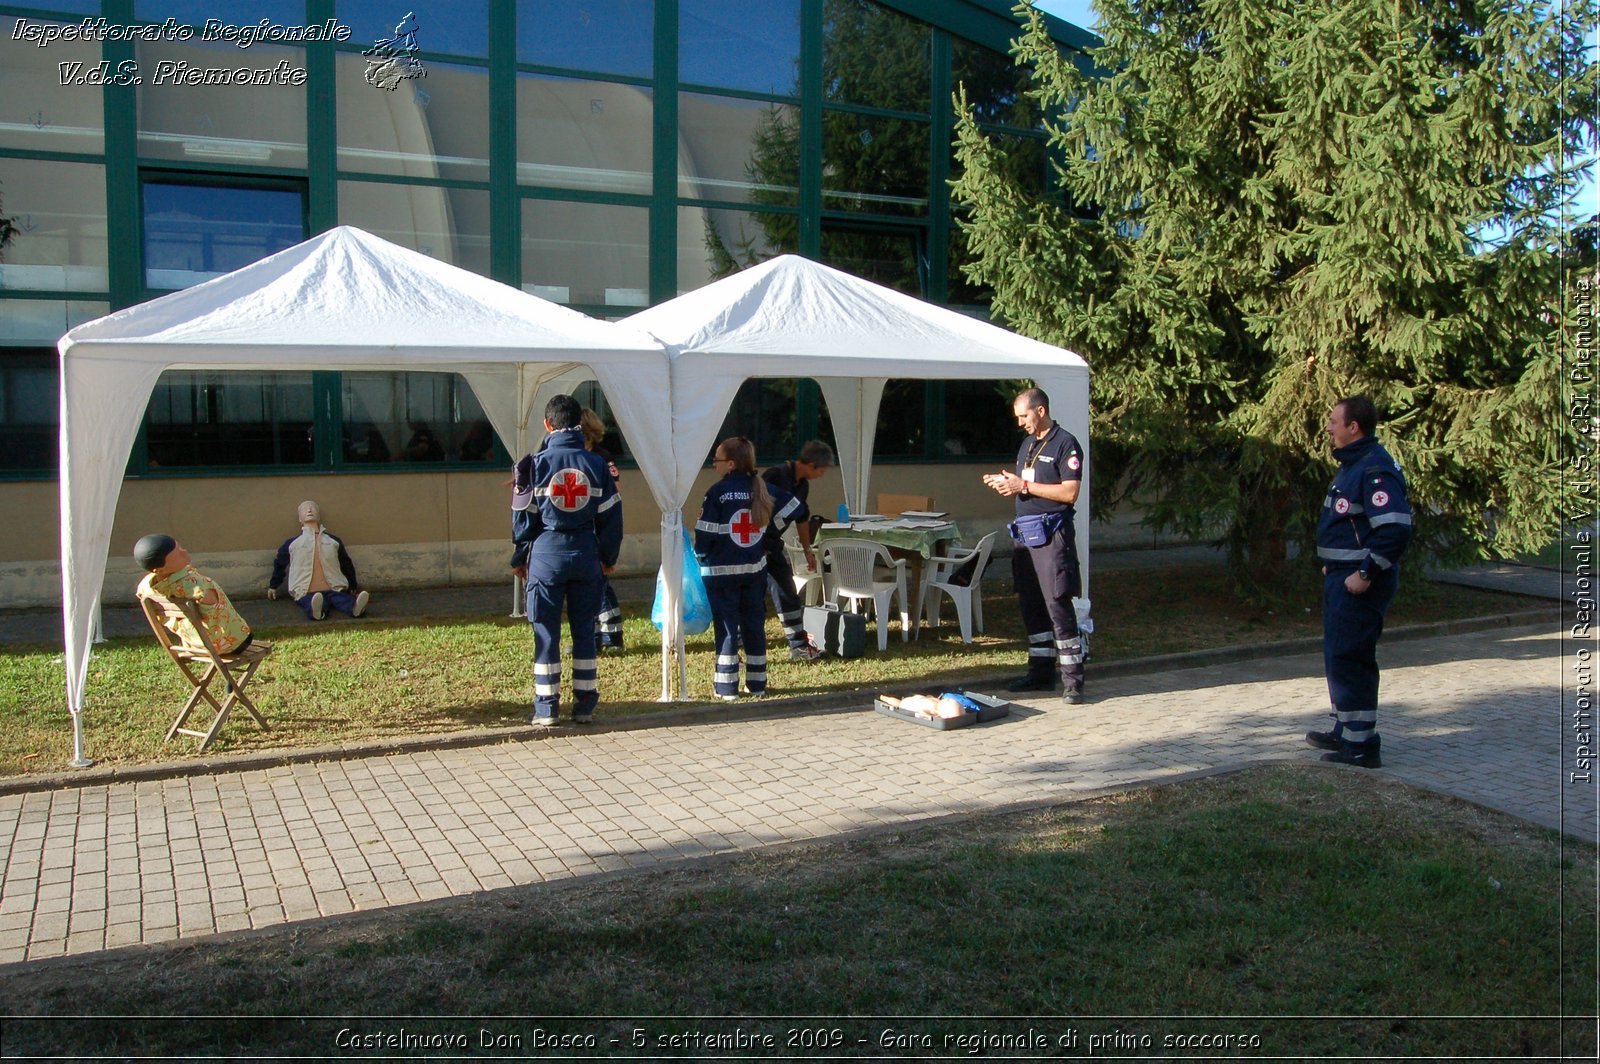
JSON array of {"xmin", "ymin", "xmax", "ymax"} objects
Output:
[{"xmin": 0, "ymin": 766, "xmax": 1589, "ymax": 1059}]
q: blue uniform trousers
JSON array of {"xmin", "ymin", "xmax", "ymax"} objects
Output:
[
  {"xmin": 1013, "ymin": 530, "xmax": 1084, "ymax": 696},
  {"xmin": 763, "ymin": 548, "xmax": 809, "ymax": 650},
  {"xmin": 1322, "ymin": 567, "xmax": 1398, "ymax": 749},
  {"xmin": 526, "ymin": 534, "xmax": 603, "ymax": 720},
  {"xmin": 708, "ymin": 576, "xmax": 768, "ymax": 697},
  {"xmin": 596, "ymin": 579, "xmax": 623, "ymax": 649}
]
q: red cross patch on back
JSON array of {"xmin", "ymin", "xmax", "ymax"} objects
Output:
[
  {"xmin": 728, "ymin": 508, "xmax": 762, "ymax": 547},
  {"xmin": 547, "ymin": 468, "xmax": 593, "ymax": 512}
]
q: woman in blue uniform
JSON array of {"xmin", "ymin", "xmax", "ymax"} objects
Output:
[{"xmin": 695, "ymin": 436, "xmax": 784, "ymax": 700}]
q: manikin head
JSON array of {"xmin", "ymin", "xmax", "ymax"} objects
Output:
[
  {"xmin": 297, "ymin": 500, "xmax": 321, "ymax": 528},
  {"xmin": 134, "ymin": 533, "xmax": 189, "ymax": 578}
]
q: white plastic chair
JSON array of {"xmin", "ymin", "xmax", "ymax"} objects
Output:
[
  {"xmin": 819, "ymin": 538, "xmax": 910, "ymax": 651},
  {"xmin": 784, "ymin": 534, "xmax": 825, "ymax": 606},
  {"xmin": 915, "ymin": 531, "xmax": 997, "ymax": 643}
]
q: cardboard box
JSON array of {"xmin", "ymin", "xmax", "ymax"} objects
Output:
[{"xmin": 874, "ymin": 690, "xmax": 1010, "ymax": 730}]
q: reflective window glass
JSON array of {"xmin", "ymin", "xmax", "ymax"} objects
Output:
[
  {"xmin": 341, "ymin": 372, "xmax": 496, "ymax": 465},
  {"xmin": 0, "ymin": 17, "xmax": 105, "ymax": 154},
  {"xmin": 517, "ymin": 0, "xmax": 653, "ymax": 77},
  {"xmin": 942, "ymin": 380, "xmax": 1019, "ymax": 457},
  {"xmin": 142, "ymin": 180, "xmax": 306, "ymax": 290},
  {"xmin": 872, "ymin": 379, "xmax": 925, "ymax": 457},
  {"xmin": 819, "ymin": 222, "xmax": 925, "ymax": 296},
  {"xmin": 0, "ymin": 159, "xmax": 108, "ymax": 292},
  {"xmin": 0, "ymin": 299, "xmax": 107, "ymax": 344},
  {"xmin": 338, "ymin": 1, "xmax": 488, "ymax": 58},
  {"xmin": 0, "ymin": 350, "xmax": 59, "ymax": 472},
  {"xmin": 822, "ymin": 0, "xmax": 929, "ymax": 113},
  {"xmin": 821, "ymin": 111, "xmax": 929, "ymax": 215},
  {"xmin": 517, "ymin": 73, "xmax": 651, "ymax": 194},
  {"xmin": 678, "ymin": 93, "xmax": 799, "ymax": 206},
  {"xmin": 713, "ymin": 379, "xmax": 798, "ymax": 464},
  {"xmin": 145, "ymin": 371, "xmax": 315, "ymax": 468},
  {"xmin": 338, "ymin": 55, "xmax": 489, "ymax": 181},
  {"xmin": 338, "ymin": 182, "xmax": 491, "ymax": 276},
  {"xmin": 677, "ymin": 206, "xmax": 797, "ymax": 294},
  {"xmin": 135, "ymin": 39, "xmax": 308, "ymax": 168},
  {"xmin": 953, "ymin": 35, "xmax": 1044, "ymax": 131},
  {"xmin": 521, "ymin": 199, "xmax": 648, "ymax": 308},
  {"xmin": 680, "ymin": 0, "xmax": 800, "ymax": 96}
]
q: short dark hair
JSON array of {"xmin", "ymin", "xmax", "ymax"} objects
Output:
[
  {"xmin": 134, "ymin": 533, "xmax": 177, "ymax": 572},
  {"xmin": 1334, "ymin": 395, "xmax": 1378, "ymax": 437},
  {"xmin": 798, "ymin": 440, "xmax": 834, "ymax": 468},
  {"xmin": 1016, "ymin": 386, "xmax": 1050, "ymax": 412},
  {"xmin": 544, "ymin": 393, "xmax": 582, "ymax": 430}
]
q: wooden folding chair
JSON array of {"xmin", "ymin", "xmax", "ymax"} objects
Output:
[{"xmin": 140, "ymin": 594, "xmax": 272, "ymax": 752}]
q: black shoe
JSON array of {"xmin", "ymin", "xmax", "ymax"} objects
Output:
[
  {"xmin": 1062, "ymin": 689, "xmax": 1084, "ymax": 705},
  {"xmin": 572, "ymin": 713, "xmax": 594, "ymax": 725},
  {"xmin": 1321, "ymin": 745, "xmax": 1382, "ymax": 769},
  {"xmin": 1305, "ymin": 730, "xmax": 1341, "ymax": 752},
  {"xmin": 1005, "ymin": 674, "xmax": 1057, "ymax": 693}
]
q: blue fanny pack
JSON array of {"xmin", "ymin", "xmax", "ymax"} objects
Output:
[{"xmin": 1007, "ymin": 511, "xmax": 1066, "ymax": 548}]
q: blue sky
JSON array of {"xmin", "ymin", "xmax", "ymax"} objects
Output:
[{"xmin": 1033, "ymin": 0, "xmax": 1597, "ymax": 221}]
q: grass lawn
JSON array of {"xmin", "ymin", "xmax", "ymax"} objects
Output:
[
  {"xmin": 0, "ymin": 764, "xmax": 1592, "ymax": 1058},
  {"xmin": 0, "ymin": 567, "xmax": 1548, "ymax": 776}
]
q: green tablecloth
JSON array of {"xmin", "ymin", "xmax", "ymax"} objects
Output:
[{"xmin": 815, "ymin": 520, "xmax": 962, "ymax": 558}]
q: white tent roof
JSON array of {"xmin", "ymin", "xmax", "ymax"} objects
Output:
[
  {"xmin": 628, "ymin": 253, "xmax": 1091, "ymax": 546},
  {"xmin": 56, "ymin": 226, "xmax": 671, "ymax": 761},
  {"xmin": 629, "ymin": 255, "xmax": 1092, "ymax": 702}
]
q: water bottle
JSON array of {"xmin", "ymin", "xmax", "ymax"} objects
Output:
[{"xmin": 836, "ymin": 503, "xmax": 849, "ymax": 523}]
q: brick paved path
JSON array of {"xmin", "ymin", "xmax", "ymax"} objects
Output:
[{"xmin": 0, "ymin": 623, "xmax": 1589, "ymax": 965}]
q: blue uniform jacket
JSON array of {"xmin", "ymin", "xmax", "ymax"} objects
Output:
[
  {"xmin": 695, "ymin": 472, "xmax": 792, "ymax": 580},
  {"xmin": 1315, "ymin": 435, "xmax": 1413, "ymax": 577},
  {"xmin": 511, "ymin": 428, "xmax": 622, "ymax": 569},
  {"xmin": 758, "ymin": 461, "xmax": 809, "ymax": 556}
]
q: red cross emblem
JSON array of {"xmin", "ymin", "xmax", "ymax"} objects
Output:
[
  {"xmin": 548, "ymin": 469, "xmax": 592, "ymax": 511},
  {"xmin": 1334, "ymin": 498, "xmax": 1350, "ymax": 514},
  {"xmin": 1371, "ymin": 490, "xmax": 1389, "ymax": 507},
  {"xmin": 729, "ymin": 508, "xmax": 762, "ymax": 547}
]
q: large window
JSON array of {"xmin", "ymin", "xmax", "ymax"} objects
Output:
[
  {"xmin": 0, "ymin": 158, "xmax": 108, "ymax": 293},
  {"xmin": 680, "ymin": 0, "xmax": 801, "ymax": 96},
  {"xmin": 341, "ymin": 372, "xmax": 497, "ymax": 465},
  {"xmin": 141, "ymin": 177, "xmax": 307, "ymax": 291},
  {"xmin": 517, "ymin": 0, "xmax": 653, "ymax": 77},
  {"xmin": 0, "ymin": 350, "xmax": 58, "ymax": 473},
  {"xmin": 516, "ymin": 74, "xmax": 652, "ymax": 195},
  {"xmin": 146, "ymin": 371, "xmax": 315, "ymax": 469},
  {"xmin": 337, "ymin": 55, "xmax": 489, "ymax": 181},
  {"xmin": 339, "ymin": 182, "xmax": 491, "ymax": 276},
  {"xmin": 522, "ymin": 199, "xmax": 648, "ymax": 308},
  {"xmin": 135, "ymin": 38, "xmax": 308, "ymax": 170},
  {"xmin": 0, "ymin": 16, "xmax": 105, "ymax": 155}
]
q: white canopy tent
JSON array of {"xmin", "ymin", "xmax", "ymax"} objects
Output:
[
  {"xmin": 628, "ymin": 255, "xmax": 1092, "ymax": 697},
  {"xmin": 56, "ymin": 226, "xmax": 677, "ymax": 765}
]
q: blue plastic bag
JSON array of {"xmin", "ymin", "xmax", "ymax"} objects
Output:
[{"xmin": 652, "ymin": 527, "xmax": 712, "ymax": 635}]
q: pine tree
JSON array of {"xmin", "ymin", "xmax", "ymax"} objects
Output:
[{"xmin": 953, "ymin": 0, "xmax": 1597, "ymax": 593}]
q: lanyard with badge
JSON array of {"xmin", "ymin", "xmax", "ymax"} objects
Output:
[{"xmin": 1021, "ymin": 425, "xmax": 1055, "ymax": 484}]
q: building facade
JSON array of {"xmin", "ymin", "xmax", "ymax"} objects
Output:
[{"xmin": 0, "ymin": 0, "xmax": 1093, "ymax": 605}]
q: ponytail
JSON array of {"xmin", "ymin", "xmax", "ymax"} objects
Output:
[{"xmin": 719, "ymin": 436, "xmax": 772, "ymax": 527}]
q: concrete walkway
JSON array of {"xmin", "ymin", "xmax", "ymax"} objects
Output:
[{"xmin": 0, "ymin": 620, "xmax": 1589, "ymax": 966}]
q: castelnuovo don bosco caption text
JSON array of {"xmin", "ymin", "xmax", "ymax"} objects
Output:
[{"xmin": 12, "ymin": 17, "xmax": 353, "ymax": 86}]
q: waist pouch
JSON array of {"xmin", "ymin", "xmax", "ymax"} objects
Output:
[{"xmin": 1007, "ymin": 511, "xmax": 1066, "ymax": 548}]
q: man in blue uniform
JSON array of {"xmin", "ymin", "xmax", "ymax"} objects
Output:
[
  {"xmin": 511, "ymin": 394, "xmax": 622, "ymax": 727},
  {"xmin": 1309, "ymin": 395, "xmax": 1413, "ymax": 768},
  {"xmin": 983, "ymin": 387, "xmax": 1086, "ymax": 705},
  {"xmin": 761, "ymin": 440, "xmax": 835, "ymax": 662}
]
